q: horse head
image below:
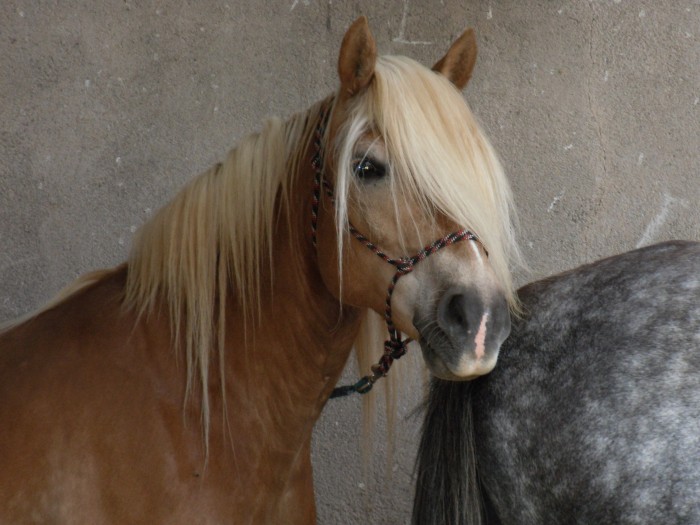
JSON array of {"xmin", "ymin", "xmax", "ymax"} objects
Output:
[{"xmin": 313, "ymin": 17, "xmax": 519, "ymax": 381}]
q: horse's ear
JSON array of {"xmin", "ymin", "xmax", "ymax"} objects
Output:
[
  {"xmin": 338, "ymin": 16, "xmax": 377, "ymax": 97},
  {"xmin": 432, "ymin": 28, "xmax": 478, "ymax": 90}
]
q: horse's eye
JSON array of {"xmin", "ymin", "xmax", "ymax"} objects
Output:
[{"xmin": 353, "ymin": 158, "xmax": 386, "ymax": 180}]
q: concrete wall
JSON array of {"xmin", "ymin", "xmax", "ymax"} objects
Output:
[{"xmin": 1, "ymin": 1, "xmax": 698, "ymax": 523}]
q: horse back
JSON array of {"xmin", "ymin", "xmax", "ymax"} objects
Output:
[{"xmin": 473, "ymin": 241, "xmax": 700, "ymax": 524}]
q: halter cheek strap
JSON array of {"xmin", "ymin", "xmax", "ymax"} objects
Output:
[{"xmin": 310, "ymin": 104, "xmax": 483, "ymax": 398}]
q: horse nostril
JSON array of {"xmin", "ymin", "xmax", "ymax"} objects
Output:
[
  {"xmin": 438, "ymin": 290, "xmax": 471, "ymax": 335},
  {"xmin": 448, "ymin": 295, "xmax": 467, "ymax": 329}
]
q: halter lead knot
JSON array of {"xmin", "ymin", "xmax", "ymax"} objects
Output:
[{"xmin": 395, "ymin": 258, "xmax": 414, "ymax": 275}]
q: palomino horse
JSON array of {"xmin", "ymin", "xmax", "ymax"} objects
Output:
[
  {"xmin": 413, "ymin": 241, "xmax": 700, "ymax": 525},
  {"xmin": 0, "ymin": 17, "xmax": 519, "ymax": 523}
]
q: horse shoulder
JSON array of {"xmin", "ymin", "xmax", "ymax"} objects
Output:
[{"xmin": 0, "ymin": 267, "xmax": 208, "ymax": 522}]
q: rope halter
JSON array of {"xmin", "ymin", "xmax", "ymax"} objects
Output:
[{"xmin": 310, "ymin": 103, "xmax": 484, "ymax": 398}]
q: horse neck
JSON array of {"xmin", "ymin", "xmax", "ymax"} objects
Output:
[{"xmin": 218, "ymin": 143, "xmax": 362, "ymax": 446}]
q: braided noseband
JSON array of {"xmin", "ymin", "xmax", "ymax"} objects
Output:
[{"xmin": 310, "ymin": 103, "xmax": 482, "ymax": 398}]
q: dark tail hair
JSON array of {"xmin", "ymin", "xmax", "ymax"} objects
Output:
[{"xmin": 412, "ymin": 379, "xmax": 484, "ymax": 525}]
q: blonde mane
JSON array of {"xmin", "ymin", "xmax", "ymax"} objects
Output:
[{"xmin": 124, "ymin": 98, "xmax": 331, "ymax": 444}]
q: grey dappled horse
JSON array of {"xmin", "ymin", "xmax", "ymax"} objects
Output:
[{"xmin": 413, "ymin": 241, "xmax": 700, "ymax": 525}]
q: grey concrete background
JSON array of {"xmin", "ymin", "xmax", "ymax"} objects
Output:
[{"xmin": 1, "ymin": 1, "xmax": 698, "ymax": 523}]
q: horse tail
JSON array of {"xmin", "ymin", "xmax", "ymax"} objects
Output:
[{"xmin": 412, "ymin": 379, "xmax": 485, "ymax": 525}]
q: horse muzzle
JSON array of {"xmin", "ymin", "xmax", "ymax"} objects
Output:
[{"xmin": 415, "ymin": 285, "xmax": 511, "ymax": 380}]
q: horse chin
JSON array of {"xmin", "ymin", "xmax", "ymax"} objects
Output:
[{"xmin": 418, "ymin": 338, "xmax": 499, "ymax": 381}]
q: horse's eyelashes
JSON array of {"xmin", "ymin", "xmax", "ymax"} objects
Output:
[{"xmin": 352, "ymin": 158, "xmax": 386, "ymax": 180}]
